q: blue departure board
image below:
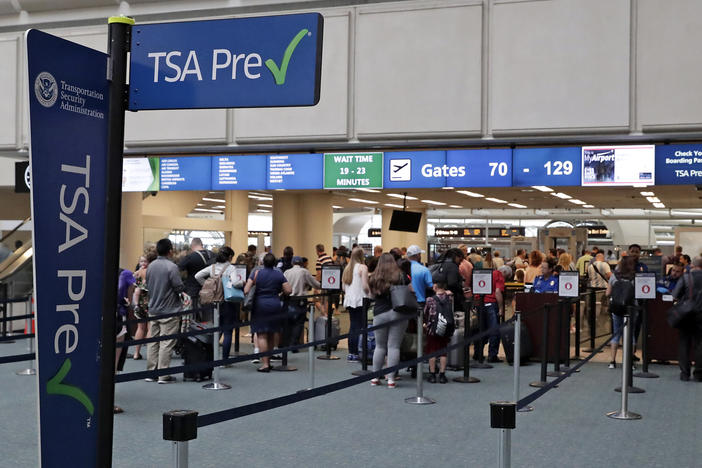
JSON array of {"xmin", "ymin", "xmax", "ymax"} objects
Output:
[
  {"xmin": 212, "ymin": 155, "xmax": 267, "ymax": 190},
  {"xmin": 267, "ymin": 153, "xmax": 323, "ymax": 189},
  {"xmin": 159, "ymin": 156, "xmax": 212, "ymax": 190},
  {"xmin": 655, "ymin": 144, "xmax": 702, "ymax": 185},
  {"xmin": 445, "ymin": 149, "xmax": 512, "ymax": 187},
  {"xmin": 512, "ymin": 147, "xmax": 581, "ymax": 187},
  {"xmin": 383, "ymin": 150, "xmax": 447, "ymax": 188}
]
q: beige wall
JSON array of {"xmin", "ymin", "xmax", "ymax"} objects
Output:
[{"xmin": 272, "ymin": 192, "xmax": 333, "ymax": 265}]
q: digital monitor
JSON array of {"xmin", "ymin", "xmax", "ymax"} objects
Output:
[
  {"xmin": 122, "ymin": 157, "xmax": 159, "ymax": 192},
  {"xmin": 159, "ymin": 156, "xmax": 212, "ymax": 191},
  {"xmin": 212, "ymin": 155, "xmax": 267, "ymax": 190},
  {"xmin": 267, "ymin": 153, "xmax": 323, "ymax": 190},
  {"xmin": 581, "ymin": 145, "xmax": 655, "ymax": 186},
  {"xmin": 389, "ymin": 210, "xmax": 422, "ymax": 233},
  {"xmin": 655, "ymin": 144, "xmax": 702, "ymax": 185}
]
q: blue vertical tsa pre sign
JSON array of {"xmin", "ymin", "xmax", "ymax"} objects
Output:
[
  {"xmin": 129, "ymin": 13, "xmax": 324, "ymax": 110},
  {"xmin": 27, "ymin": 30, "xmax": 110, "ymax": 467}
]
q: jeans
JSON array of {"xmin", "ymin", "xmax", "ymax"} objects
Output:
[
  {"xmin": 475, "ymin": 302, "xmax": 499, "ymax": 360},
  {"xmin": 219, "ymin": 302, "xmax": 237, "ymax": 360},
  {"xmin": 282, "ymin": 302, "xmax": 306, "ymax": 347},
  {"xmin": 347, "ymin": 306, "xmax": 364, "ymax": 355}
]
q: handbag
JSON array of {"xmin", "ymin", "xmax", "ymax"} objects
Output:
[
  {"xmin": 390, "ymin": 284, "xmax": 419, "ymax": 314},
  {"xmin": 223, "ymin": 272, "xmax": 245, "ymax": 303},
  {"xmin": 243, "ymin": 270, "xmax": 259, "ymax": 311},
  {"xmin": 667, "ymin": 273, "xmax": 699, "ymax": 328}
]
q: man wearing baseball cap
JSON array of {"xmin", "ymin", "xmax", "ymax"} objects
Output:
[{"xmin": 407, "ymin": 245, "xmax": 433, "ymax": 307}]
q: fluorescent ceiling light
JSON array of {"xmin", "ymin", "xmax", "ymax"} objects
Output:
[
  {"xmin": 258, "ymin": 204, "xmax": 272, "ymax": 208},
  {"xmin": 248, "ymin": 195, "xmax": 272, "ymax": 200},
  {"xmin": 332, "ymin": 205, "xmax": 343, "ymax": 209},
  {"xmin": 196, "ymin": 203, "xmax": 204, "ymax": 206},
  {"xmin": 653, "ymin": 203, "xmax": 666, "ymax": 208},
  {"xmin": 508, "ymin": 203, "xmax": 527, "ymax": 208},
  {"xmin": 357, "ymin": 188, "xmax": 380, "ymax": 193},
  {"xmin": 348, "ymin": 198, "xmax": 378, "ymax": 204},
  {"xmin": 256, "ymin": 209, "xmax": 271, "ymax": 213},
  {"xmin": 212, "ymin": 205, "xmax": 227, "ymax": 209},
  {"xmin": 568, "ymin": 199, "xmax": 587, "ymax": 205},
  {"xmin": 202, "ymin": 197, "xmax": 225, "ymax": 203},
  {"xmin": 583, "ymin": 204, "xmax": 595, "ymax": 208},
  {"xmin": 486, "ymin": 197, "xmax": 508, "ymax": 204},
  {"xmin": 384, "ymin": 203, "xmax": 404, "ymax": 208},
  {"xmin": 387, "ymin": 193, "xmax": 417, "ymax": 200},
  {"xmin": 421, "ymin": 199, "xmax": 446, "ymax": 206},
  {"xmin": 646, "ymin": 197, "xmax": 660, "ymax": 203},
  {"xmin": 551, "ymin": 192, "xmax": 571, "ymax": 199},
  {"xmin": 640, "ymin": 191, "xmax": 655, "ymax": 196},
  {"xmin": 442, "ymin": 187, "xmax": 454, "ymax": 190},
  {"xmin": 194, "ymin": 208, "xmax": 222, "ymax": 213},
  {"xmin": 274, "ymin": 189, "xmax": 285, "ymax": 191},
  {"xmin": 532, "ymin": 186, "xmax": 553, "ymax": 192},
  {"xmin": 456, "ymin": 190, "xmax": 484, "ymax": 198},
  {"xmin": 449, "ymin": 205, "xmax": 463, "ymax": 208}
]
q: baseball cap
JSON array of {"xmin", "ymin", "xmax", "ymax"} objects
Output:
[
  {"xmin": 292, "ymin": 256, "xmax": 303, "ymax": 265},
  {"xmin": 406, "ymin": 245, "xmax": 425, "ymax": 257}
]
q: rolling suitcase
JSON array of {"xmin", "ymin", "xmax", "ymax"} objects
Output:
[
  {"xmin": 357, "ymin": 329, "xmax": 376, "ymax": 363},
  {"xmin": 313, "ymin": 315, "xmax": 340, "ymax": 351},
  {"xmin": 182, "ymin": 337, "xmax": 213, "ymax": 382},
  {"xmin": 500, "ymin": 321, "xmax": 532, "ymax": 365},
  {"xmin": 447, "ymin": 327, "xmax": 465, "ymax": 370}
]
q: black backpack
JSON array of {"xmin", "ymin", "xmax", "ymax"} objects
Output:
[
  {"xmin": 427, "ymin": 295, "xmax": 455, "ymax": 337},
  {"xmin": 429, "ymin": 262, "xmax": 447, "ymax": 284},
  {"xmin": 609, "ymin": 278, "xmax": 635, "ymax": 316}
]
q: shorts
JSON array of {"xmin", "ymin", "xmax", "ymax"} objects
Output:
[
  {"xmin": 611, "ymin": 314, "xmax": 634, "ymax": 345},
  {"xmin": 424, "ymin": 334, "xmax": 451, "ymax": 355}
]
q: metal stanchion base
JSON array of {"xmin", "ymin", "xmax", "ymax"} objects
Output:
[
  {"xmin": 202, "ymin": 382, "xmax": 231, "ymax": 390},
  {"xmin": 317, "ymin": 355, "xmax": 340, "ymax": 360},
  {"xmin": 559, "ymin": 366, "xmax": 580, "ymax": 373},
  {"xmin": 453, "ymin": 376, "xmax": 480, "ymax": 383},
  {"xmin": 529, "ymin": 380, "xmax": 557, "ymax": 388},
  {"xmin": 297, "ymin": 388, "xmax": 312, "ymax": 393},
  {"xmin": 614, "ymin": 385, "xmax": 645, "ymax": 393},
  {"xmin": 582, "ymin": 348, "xmax": 604, "ymax": 354},
  {"xmin": 518, "ymin": 405, "xmax": 534, "ymax": 413},
  {"xmin": 351, "ymin": 369, "xmax": 372, "ymax": 376},
  {"xmin": 547, "ymin": 370, "xmax": 566, "ymax": 377},
  {"xmin": 404, "ymin": 396, "xmax": 435, "ymax": 405},
  {"xmin": 15, "ymin": 368, "xmax": 36, "ymax": 375},
  {"xmin": 272, "ymin": 365, "xmax": 297, "ymax": 372},
  {"xmin": 470, "ymin": 361, "xmax": 493, "ymax": 369},
  {"xmin": 606, "ymin": 410, "xmax": 642, "ymax": 420},
  {"xmin": 633, "ymin": 371, "xmax": 659, "ymax": 379}
]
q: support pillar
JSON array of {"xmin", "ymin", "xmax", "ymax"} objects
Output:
[
  {"xmin": 272, "ymin": 193, "xmax": 333, "ymax": 264},
  {"xmin": 224, "ymin": 191, "xmax": 249, "ymax": 255},
  {"xmin": 380, "ymin": 208, "xmax": 427, "ymax": 263},
  {"xmin": 119, "ymin": 191, "xmax": 143, "ymax": 270}
]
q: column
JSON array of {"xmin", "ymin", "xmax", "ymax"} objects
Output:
[
  {"xmin": 380, "ymin": 208, "xmax": 428, "ymax": 263},
  {"xmin": 119, "ymin": 191, "xmax": 144, "ymax": 270},
  {"xmin": 272, "ymin": 192, "xmax": 333, "ymax": 265},
  {"xmin": 224, "ymin": 190, "xmax": 249, "ymax": 256},
  {"xmin": 272, "ymin": 192, "xmax": 300, "ymax": 258}
]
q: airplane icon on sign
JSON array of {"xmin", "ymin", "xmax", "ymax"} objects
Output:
[{"xmin": 390, "ymin": 159, "xmax": 411, "ymax": 181}]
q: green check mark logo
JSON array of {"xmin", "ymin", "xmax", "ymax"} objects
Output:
[
  {"xmin": 47, "ymin": 358, "xmax": 94, "ymax": 416},
  {"xmin": 265, "ymin": 28, "xmax": 309, "ymax": 85}
]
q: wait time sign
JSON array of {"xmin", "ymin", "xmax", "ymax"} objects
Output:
[{"xmin": 324, "ymin": 152, "xmax": 383, "ymax": 189}]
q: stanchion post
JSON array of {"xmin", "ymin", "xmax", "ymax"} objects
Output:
[
  {"xmin": 16, "ymin": 297, "xmax": 36, "ymax": 375},
  {"xmin": 203, "ymin": 303, "xmax": 231, "ymax": 390},
  {"xmin": 352, "ymin": 297, "xmax": 372, "ymax": 376},
  {"xmin": 163, "ymin": 410, "xmax": 198, "ymax": 468},
  {"xmin": 606, "ymin": 312, "xmax": 642, "ymax": 420},
  {"xmin": 490, "ymin": 401, "xmax": 516, "ymax": 468},
  {"xmin": 406, "ymin": 309, "xmax": 435, "ymax": 405},
  {"xmin": 233, "ymin": 302, "xmax": 241, "ymax": 356},
  {"xmin": 530, "ymin": 304, "xmax": 555, "ymax": 388},
  {"xmin": 317, "ymin": 293, "xmax": 339, "ymax": 360},
  {"xmin": 513, "ymin": 312, "xmax": 532, "ymax": 412},
  {"xmin": 615, "ymin": 306, "xmax": 645, "ymax": 394},
  {"xmin": 299, "ymin": 301, "xmax": 316, "ymax": 392},
  {"xmin": 454, "ymin": 299, "xmax": 479, "ymax": 383},
  {"xmin": 574, "ymin": 296, "xmax": 581, "ymax": 359},
  {"xmin": 634, "ymin": 300, "xmax": 658, "ymax": 379},
  {"xmin": 547, "ymin": 300, "xmax": 565, "ymax": 377},
  {"xmin": 583, "ymin": 288, "xmax": 597, "ymax": 353}
]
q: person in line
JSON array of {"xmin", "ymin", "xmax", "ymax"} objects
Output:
[
  {"xmin": 423, "ymin": 282, "xmax": 451, "ymax": 383},
  {"xmin": 195, "ymin": 246, "xmax": 238, "ymax": 363},
  {"xmin": 558, "ymin": 252, "xmax": 575, "ymax": 272},
  {"xmin": 342, "ymin": 248, "xmax": 371, "ymax": 361},
  {"xmin": 588, "ymin": 252, "xmax": 612, "ymax": 289},
  {"xmin": 492, "ymin": 251, "xmax": 505, "ymax": 269},
  {"xmin": 680, "ymin": 254, "xmax": 692, "ymax": 272},
  {"xmin": 276, "ymin": 246, "xmax": 295, "ymax": 273},
  {"xmin": 132, "ymin": 249, "xmax": 157, "ymax": 360},
  {"xmin": 114, "ymin": 267, "xmax": 135, "ymax": 413},
  {"xmin": 473, "ymin": 263, "xmax": 506, "ymax": 363},
  {"xmin": 145, "ymin": 239, "xmax": 185, "ymax": 384},
  {"xmin": 606, "ymin": 256, "xmax": 636, "ymax": 369},
  {"xmin": 433, "ymin": 248, "xmax": 465, "ymax": 313},
  {"xmin": 533, "ymin": 257, "xmax": 559, "ymax": 293},
  {"xmin": 284, "ymin": 256, "xmax": 320, "ymax": 351},
  {"xmin": 525, "ymin": 250, "xmax": 543, "ymax": 284},
  {"xmin": 369, "ymin": 253, "xmax": 410, "ymax": 389},
  {"xmin": 671, "ymin": 257, "xmax": 702, "ymax": 381},
  {"xmin": 576, "ymin": 249, "xmax": 593, "ymax": 277},
  {"xmin": 407, "ymin": 244, "xmax": 433, "ymax": 308},
  {"xmin": 178, "ymin": 238, "xmax": 213, "ymax": 319},
  {"xmin": 513, "ymin": 249, "xmax": 528, "ymax": 270},
  {"xmin": 457, "ymin": 245, "xmax": 473, "ymax": 299},
  {"xmin": 244, "ymin": 253, "xmax": 292, "ymax": 372},
  {"xmin": 244, "ymin": 245, "xmax": 258, "ymax": 276}
]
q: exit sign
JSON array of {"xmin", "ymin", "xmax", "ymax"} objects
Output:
[{"xmin": 324, "ymin": 152, "xmax": 383, "ymax": 189}]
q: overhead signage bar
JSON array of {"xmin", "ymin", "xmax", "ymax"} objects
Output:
[
  {"xmin": 655, "ymin": 144, "xmax": 702, "ymax": 185},
  {"xmin": 323, "ymin": 152, "xmax": 383, "ymax": 189},
  {"xmin": 512, "ymin": 146, "xmax": 581, "ymax": 187}
]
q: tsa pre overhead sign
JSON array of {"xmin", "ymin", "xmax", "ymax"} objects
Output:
[{"xmin": 129, "ymin": 13, "xmax": 323, "ymax": 110}]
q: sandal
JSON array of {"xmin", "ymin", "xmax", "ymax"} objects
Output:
[
  {"xmin": 133, "ymin": 354, "xmax": 142, "ymax": 360},
  {"xmin": 257, "ymin": 366, "xmax": 273, "ymax": 373}
]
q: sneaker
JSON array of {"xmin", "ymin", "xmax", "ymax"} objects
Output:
[
  {"xmin": 608, "ymin": 361, "xmax": 616, "ymax": 369},
  {"xmin": 427, "ymin": 372, "xmax": 437, "ymax": 384},
  {"xmin": 370, "ymin": 378, "xmax": 380, "ymax": 386},
  {"xmin": 387, "ymin": 380, "xmax": 396, "ymax": 389},
  {"xmin": 251, "ymin": 358, "xmax": 261, "ymax": 364},
  {"xmin": 270, "ymin": 354, "xmax": 283, "ymax": 361},
  {"xmin": 347, "ymin": 354, "xmax": 354, "ymax": 361},
  {"xmin": 158, "ymin": 376, "xmax": 176, "ymax": 384},
  {"xmin": 438, "ymin": 373, "xmax": 448, "ymax": 384},
  {"xmin": 144, "ymin": 377, "xmax": 157, "ymax": 382}
]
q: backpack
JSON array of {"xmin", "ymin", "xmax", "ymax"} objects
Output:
[
  {"xmin": 426, "ymin": 294, "xmax": 455, "ymax": 337},
  {"xmin": 609, "ymin": 278, "xmax": 635, "ymax": 316},
  {"xmin": 199, "ymin": 265, "xmax": 224, "ymax": 305},
  {"xmin": 430, "ymin": 262, "xmax": 448, "ymax": 284}
]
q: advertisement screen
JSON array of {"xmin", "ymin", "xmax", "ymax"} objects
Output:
[
  {"xmin": 581, "ymin": 145, "xmax": 655, "ymax": 186},
  {"xmin": 122, "ymin": 157, "xmax": 159, "ymax": 192}
]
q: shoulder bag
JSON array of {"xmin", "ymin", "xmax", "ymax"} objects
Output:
[
  {"xmin": 667, "ymin": 273, "xmax": 699, "ymax": 328},
  {"xmin": 243, "ymin": 270, "xmax": 259, "ymax": 311}
]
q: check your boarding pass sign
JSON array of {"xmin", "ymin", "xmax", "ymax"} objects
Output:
[{"xmin": 129, "ymin": 13, "xmax": 323, "ymax": 110}]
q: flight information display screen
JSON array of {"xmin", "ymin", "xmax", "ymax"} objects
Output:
[
  {"xmin": 159, "ymin": 156, "xmax": 212, "ymax": 190},
  {"xmin": 212, "ymin": 155, "xmax": 267, "ymax": 190},
  {"xmin": 267, "ymin": 153, "xmax": 323, "ymax": 189}
]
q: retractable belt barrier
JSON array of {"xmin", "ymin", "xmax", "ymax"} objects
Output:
[
  {"xmin": 0, "ymin": 313, "xmax": 34, "ymax": 323},
  {"xmin": 0, "ymin": 333, "xmax": 33, "ymax": 343},
  {"xmin": 0, "ymin": 296, "xmax": 32, "ymax": 305},
  {"xmin": 0, "ymin": 353, "xmax": 35, "ymax": 365}
]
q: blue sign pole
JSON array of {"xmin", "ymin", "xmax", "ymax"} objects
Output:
[{"xmin": 26, "ymin": 27, "xmax": 115, "ymax": 467}]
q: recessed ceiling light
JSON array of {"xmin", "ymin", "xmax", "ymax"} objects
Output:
[
  {"xmin": 194, "ymin": 208, "xmax": 222, "ymax": 213},
  {"xmin": 442, "ymin": 187, "xmax": 454, "ymax": 190},
  {"xmin": 640, "ymin": 191, "xmax": 655, "ymax": 197},
  {"xmin": 449, "ymin": 204, "xmax": 463, "ymax": 208},
  {"xmin": 274, "ymin": 189, "xmax": 286, "ymax": 191},
  {"xmin": 357, "ymin": 188, "xmax": 380, "ymax": 193},
  {"xmin": 258, "ymin": 204, "xmax": 272, "ymax": 208},
  {"xmin": 456, "ymin": 190, "xmax": 485, "ymax": 198},
  {"xmin": 248, "ymin": 194, "xmax": 273, "ymax": 200},
  {"xmin": 508, "ymin": 203, "xmax": 527, "ymax": 208},
  {"xmin": 568, "ymin": 199, "xmax": 587, "ymax": 205},
  {"xmin": 256, "ymin": 209, "xmax": 271, "ymax": 213},
  {"xmin": 421, "ymin": 199, "xmax": 446, "ymax": 206},
  {"xmin": 212, "ymin": 205, "xmax": 227, "ymax": 209},
  {"xmin": 532, "ymin": 186, "xmax": 554, "ymax": 192},
  {"xmin": 332, "ymin": 205, "xmax": 343, "ymax": 209},
  {"xmin": 387, "ymin": 193, "xmax": 418, "ymax": 200},
  {"xmin": 384, "ymin": 203, "xmax": 404, "ymax": 208},
  {"xmin": 486, "ymin": 197, "xmax": 508, "ymax": 204},
  {"xmin": 653, "ymin": 202, "xmax": 666, "ymax": 208},
  {"xmin": 583, "ymin": 204, "xmax": 595, "ymax": 208},
  {"xmin": 551, "ymin": 192, "xmax": 572, "ymax": 199},
  {"xmin": 202, "ymin": 197, "xmax": 225, "ymax": 203},
  {"xmin": 646, "ymin": 197, "xmax": 660, "ymax": 203},
  {"xmin": 348, "ymin": 198, "xmax": 378, "ymax": 204}
]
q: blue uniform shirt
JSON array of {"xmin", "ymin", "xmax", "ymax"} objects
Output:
[
  {"xmin": 533, "ymin": 275, "xmax": 559, "ymax": 293},
  {"xmin": 410, "ymin": 260, "xmax": 433, "ymax": 303}
]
